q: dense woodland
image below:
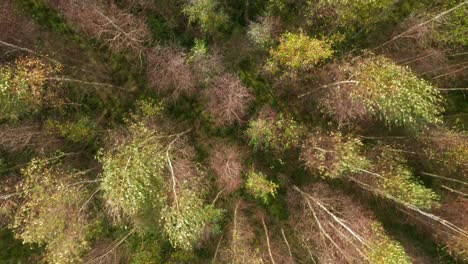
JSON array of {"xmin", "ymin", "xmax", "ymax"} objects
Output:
[{"xmin": 0, "ymin": 0, "xmax": 467, "ymax": 263}]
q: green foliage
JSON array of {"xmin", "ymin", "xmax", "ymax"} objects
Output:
[
  {"xmin": 245, "ymin": 169, "xmax": 279, "ymax": 203},
  {"xmin": 246, "ymin": 112, "xmax": 304, "ymax": 151},
  {"xmin": 129, "ymin": 234, "xmax": 162, "ymax": 264},
  {"xmin": 419, "ymin": 129, "xmax": 468, "ymax": 176},
  {"xmin": 266, "ymin": 32, "xmax": 333, "ymax": 74},
  {"xmin": 99, "ymin": 123, "xmax": 167, "ymax": 229},
  {"xmin": 376, "ymin": 149, "xmax": 440, "ymax": 210},
  {"xmin": 433, "ymin": 1, "xmax": 468, "ymax": 47},
  {"xmin": 189, "ymin": 39, "xmax": 209, "ymax": 62},
  {"xmin": 12, "ymin": 158, "xmax": 90, "ymax": 264},
  {"xmin": 247, "ymin": 16, "xmax": 276, "ymax": 48},
  {"xmin": 351, "ymin": 56, "xmax": 444, "ymax": 128},
  {"xmin": 0, "ymin": 229, "xmax": 40, "ymax": 264},
  {"xmin": 0, "ymin": 57, "xmax": 59, "ymax": 121},
  {"xmin": 183, "ymin": 0, "xmax": 229, "ymax": 34},
  {"xmin": 161, "ymin": 188, "xmax": 223, "ymax": 251},
  {"xmin": 367, "ymin": 224, "xmax": 412, "ymax": 264},
  {"xmin": 133, "ymin": 98, "xmax": 165, "ymax": 118},
  {"xmin": 301, "ymin": 132, "xmax": 370, "ymax": 179},
  {"xmin": 46, "ymin": 116, "xmax": 96, "ymax": 143},
  {"xmin": 305, "ymin": 0, "xmax": 395, "ymax": 42}
]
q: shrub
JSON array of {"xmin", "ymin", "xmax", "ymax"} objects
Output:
[
  {"xmin": 350, "ymin": 56, "xmax": 444, "ymax": 128},
  {"xmin": 183, "ymin": 0, "xmax": 229, "ymax": 34},
  {"xmin": 245, "ymin": 170, "xmax": 278, "ymax": 204},
  {"xmin": 300, "ymin": 132, "xmax": 370, "ymax": 178},
  {"xmin": 46, "ymin": 116, "xmax": 96, "ymax": 143},
  {"xmin": 12, "ymin": 158, "xmax": 90, "ymax": 264},
  {"xmin": 266, "ymin": 32, "xmax": 333, "ymax": 75}
]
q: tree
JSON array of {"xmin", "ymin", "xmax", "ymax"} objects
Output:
[
  {"xmin": 209, "ymin": 142, "xmax": 244, "ymax": 194},
  {"xmin": 147, "ymin": 46, "xmax": 197, "ymax": 99},
  {"xmin": 300, "ymin": 131, "xmax": 370, "ymax": 179},
  {"xmin": 302, "ymin": 0, "xmax": 395, "ymax": 42},
  {"xmin": 100, "ymin": 102, "xmax": 223, "ymax": 251},
  {"xmin": 266, "ymin": 32, "xmax": 333, "ymax": 76},
  {"xmin": 290, "ymin": 184, "xmax": 411, "ymax": 264},
  {"xmin": 183, "ymin": 0, "xmax": 229, "ymax": 35},
  {"xmin": 203, "ymin": 74, "xmax": 254, "ymax": 127},
  {"xmin": 247, "ymin": 16, "xmax": 281, "ymax": 49},
  {"xmin": 371, "ymin": 147, "xmax": 440, "ymax": 210},
  {"xmin": 322, "ymin": 56, "xmax": 444, "ymax": 128},
  {"xmin": 245, "ymin": 169, "xmax": 278, "ymax": 204},
  {"xmin": 99, "ymin": 123, "xmax": 167, "ymax": 229},
  {"xmin": 246, "ymin": 108, "xmax": 304, "ymax": 152},
  {"xmin": 12, "ymin": 158, "xmax": 91, "ymax": 264},
  {"xmin": 49, "ymin": 0, "xmax": 150, "ymax": 55},
  {"xmin": 0, "ymin": 57, "xmax": 60, "ymax": 121},
  {"xmin": 161, "ymin": 187, "xmax": 223, "ymax": 251}
]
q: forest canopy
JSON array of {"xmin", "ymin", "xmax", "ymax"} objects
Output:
[{"xmin": 0, "ymin": 0, "xmax": 467, "ymax": 263}]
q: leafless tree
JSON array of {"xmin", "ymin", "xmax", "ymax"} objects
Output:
[
  {"xmin": 146, "ymin": 46, "xmax": 197, "ymax": 99},
  {"xmin": 288, "ymin": 183, "xmax": 380, "ymax": 263},
  {"xmin": 203, "ymin": 74, "xmax": 254, "ymax": 127},
  {"xmin": 216, "ymin": 201, "xmax": 264, "ymax": 263},
  {"xmin": 47, "ymin": 0, "xmax": 150, "ymax": 55},
  {"xmin": 0, "ymin": 122, "xmax": 63, "ymax": 153},
  {"xmin": 0, "ymin": 1, "xmax": 40, "ymax": 55},
  {"xmin": 209, "ymin": 142, "xmax": 244, "ymax": 194},
  {"xmin": 83, "ymin": 239, "xmax": 130, "ymax": 264}
]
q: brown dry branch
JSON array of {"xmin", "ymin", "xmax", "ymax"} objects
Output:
[
  {"xmin": 146, "ymin": 47, "xmax": 197, "ymax": 99},
  {"xmin": 217, "ymin": 201, "xmax": 263, "ymax": 263},
  {"xmin": 288, "ymin": 184, "xmax": 381, "ymax": 263},
  {"xmin": 0, "ymin": 122, "xmax": 63, "ymax": 153},
  {"xmin": 209, "ymin": 143, "xmax": 244, "ymax": 194},
  {"xmin": 203, "ymin": 74, "xmax": 254, "ymax": 127},
  {"xmin": 48, "ymin": 0, "xmax": 150, "ymax": 55},
  {"xmin": 0, "ymin": 0, "xmax": 40, "ymax": 52},
  {"xmin": 83, "ymin": 239, "xmax": 130, "ymax": 264}
]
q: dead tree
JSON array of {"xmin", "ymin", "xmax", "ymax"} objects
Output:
[
  {"xmin": 203, "ymin": 74, "xmax": 254, "ymax": 127},
  {"xmin": 289, "ymin": 183, "xmax": 420, "ymax": 263},
  {"xmin": 209, "ymin": 142, "xmax": 245, "ymax": 194},
  {"xmin": 48, "ymin": 0, "xmax": 150, "ymax": 55},
  {"xmin": 146, "ymin": 46, "xmax": 197, "ymax": 99}
]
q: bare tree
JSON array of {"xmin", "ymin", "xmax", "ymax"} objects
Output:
[
  {"xmin": 47, "ymin": 0, "xmax": 150, "ymax": 55},
  {"xmin": 0, "ymin": 0, "xmax": 40, "ymax": 52},
  {"xmin": 0, "ymin": 122, "xmax": 63, "ymax": 153},
  {"xmin": 209, "ymin": 142, "xmax": 244, "ymax": 194},
  {"xmin": 203, "ymin": 74, "xmax": 254, "ymax": 127},
  {"xmin": 146, "ymin": 46, "xmax": 197, "ymax": 99}
]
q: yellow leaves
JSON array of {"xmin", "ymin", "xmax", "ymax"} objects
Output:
[{"xmin": 267, "ymin": 32, "xmax": 334, "ymax": 74}]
